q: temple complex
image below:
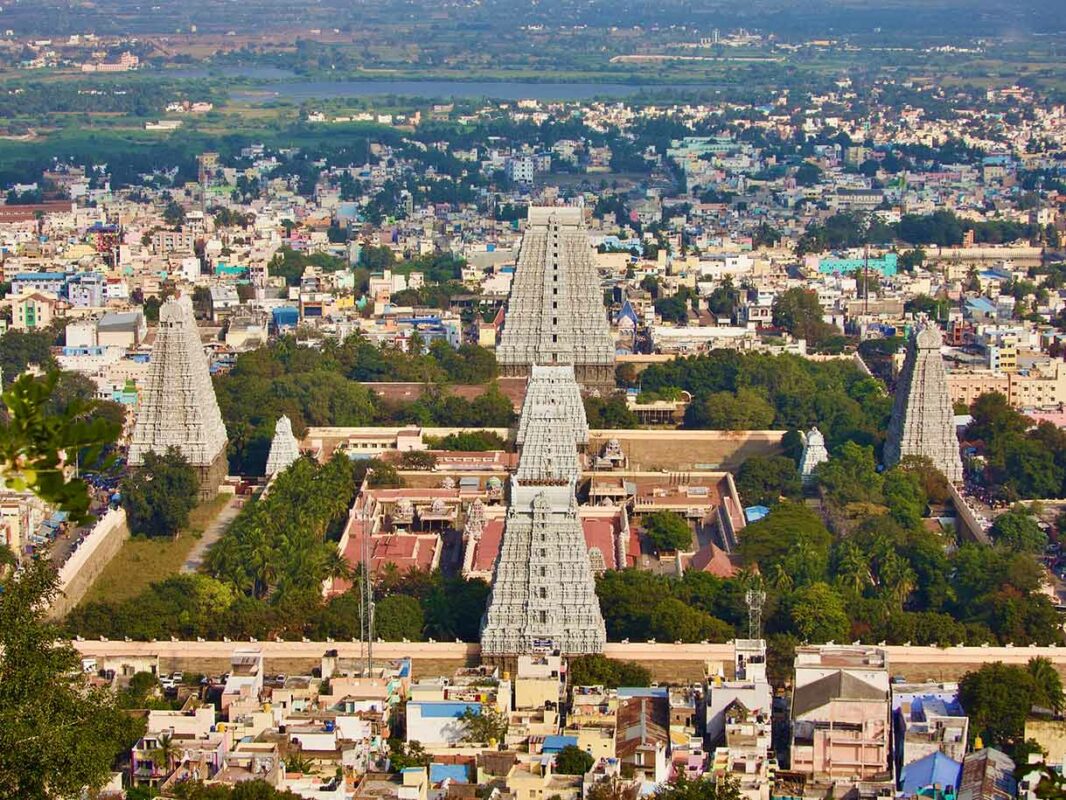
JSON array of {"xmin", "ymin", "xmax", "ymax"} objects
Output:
[
  {"xmin": 799, "ymin": 427, "xmax": 829, "ymax": 484},
  {"xmin": 480, "ymin": 365, "xmax": 607, "ymax": 658},
  {"xmin": 128, "ymin": 294, "xmax": 229, "ymax": 499},
  {"xmin": 497, "ymin": 206, "xmax": 616, "ymax": 389},
  {"xmin": 265, "ymin": 415, "xmax": 300, "ymax": 478},
  {"xmin": 884, "ymin": 326, "xmax": 964, "ymax": 483}
]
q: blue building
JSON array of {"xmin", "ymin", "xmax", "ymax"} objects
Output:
[
  {"xmin": 11, "ymin": 271, "xmax": 67, "ymax": 297},
  {"xmin": 817, "ymin": 253, "xmax": 898, "ymax": 277}
]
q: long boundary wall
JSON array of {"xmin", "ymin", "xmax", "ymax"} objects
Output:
[
  {"xmin": 71, "ymin": 639, "xmax": 1066, "ymax": 683},
  {"xmin": 49, "ymin": 508, "xmax": 129, "ymax": 618}
]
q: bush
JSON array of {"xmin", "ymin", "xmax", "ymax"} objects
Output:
[{"xmin": 569, "ymin": 655, "xmax": 651, "ymax": 688}]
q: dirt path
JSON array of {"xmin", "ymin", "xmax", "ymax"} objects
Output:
[{"xmin": 181, "ymin": 496, "xmax": 241, "ymax": 574}]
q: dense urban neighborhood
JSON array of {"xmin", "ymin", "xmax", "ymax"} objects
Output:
[{"xmin": 4, "ymin": 1, "xmax": 1066, "ymax": 799}]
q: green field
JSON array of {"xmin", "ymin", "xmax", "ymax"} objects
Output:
[{"xmin": 80, "ymin": 495, "xmax": 231, "ymax": 605}]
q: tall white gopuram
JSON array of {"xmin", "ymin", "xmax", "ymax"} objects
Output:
[
  {"xmin": 128, "ymin": 294, "xmax": 228, "ymax": 499},
  {"xmin": 884, "ymin": 326, "xmax": 964, "ymax": 483},
  {"xmin": 497, "ymin": 206, "xmax": 615, "ymax": 389},
  {"xmin": 480, "ymin": 365, "xmax": 606, "ymax": 657},
  {"xmin": 799, "ymin": 427, "xmax": 829, "ymax": 485},
  {"xmin": 265, "ymin": 415, "xmax": 300, "ymax": 478}
]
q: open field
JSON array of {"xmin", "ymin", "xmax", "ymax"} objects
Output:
[{"xmin": 79, "ymin": 494, "xmax": 232, "ymax": 606}]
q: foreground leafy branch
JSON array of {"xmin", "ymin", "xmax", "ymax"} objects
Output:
[{"xmin": 0, "ymin": 372, "xmax": 120, "ymax": 525}]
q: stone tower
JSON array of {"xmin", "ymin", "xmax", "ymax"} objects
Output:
[
  {"xmin": 265, "ymin": 415, "xmax": 300, "ymax": 478},
  {"xmin": 497, "ymin": 206, "xmax": 616, "ymax": 389},
  {"xmin": 799, "ymin": 426, "xmax": 829, "ymax": 485},
  {"xmin": 480, "ymin": 365, "xmax": 607, "ymax": 657},
  {"xmin": 128, "ymin": 295, "xmax": 228, "ymax": 499},
  {"xmin": 884, "ymin": 326, "xmax": 964, "ymax": 483}
]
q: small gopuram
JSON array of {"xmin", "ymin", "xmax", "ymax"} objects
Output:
[
  {"xmin": 265, "ymin": 415, "xmax": 300, "ymax": 478},
  {"xmin": 496, "ymin": 206, "xmax": 616, "ymax": 389},
  {"xmin": 884, "ymin": 326, "xmax": 964, "ymax": 483},
  {"xmin": 480, "ymin": 365, "xmax": 607, "ymax": 659},
  {"xmin": 799, "ymin": 427, "xmax": 829, "ymax": 484},
  {"xmin": 128, "ymin": 294, "xmax": 229, "ymax": 499}
]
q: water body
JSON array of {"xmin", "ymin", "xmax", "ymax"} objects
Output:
[
  {"xmin": 226, "ymin": 79, "xmax": 709, "ymax": 102},
  {"xmin": 161, "ymin": 65, "xmax": 713, "ymax": 101}
]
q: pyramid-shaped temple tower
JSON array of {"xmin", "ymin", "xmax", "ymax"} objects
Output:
[
  {"xmin": 884, "ymin": 326, "xmax": 964, "ymax": 483},
  {"xmin": 480, "ymin": 365, "xmax": 606, "ymax": 658},
  {"xmin": 799, "ymin": 426, "xmax": 829, "ymax": 485},
  {"xmin": 128, "ymin": 295, "xmax": 229, "ymax": 499},
  {"xmin": 497, "ymin": 206, "xmax": 615, "ymax": 389},
  {"xmin": 265, "ymin": 415, "xmax": 300, "ymax": 478}
]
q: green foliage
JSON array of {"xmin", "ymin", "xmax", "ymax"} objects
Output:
[
  {"xmin": 643, "ymin": 511, "xmax": 693, "ymax": 554},
  {"xmin": 425, "ymin": 430, "xmax": 507, "ymax": 451},
  {"xmin": 643, "ymin": 351, "xmax": 888, "ymax": 449},
  {"xmin": 738, "ymin": 503, "xmax": 832, "ymax": 588},
  {"xmin": 651, "ymin": 773, "xmax": 743, "ymax": 800},
  {"xmin": 387, "ymin": 740, "xmax": 429, "ymax": 772},
  {"xmin": 0, "ymin": 326, "xmax": 57, "ymax": 384},
  {"xmin": 0, "ymin": 371, "xmax": 120, "ymax": 524},
  {"xmin": 966, "ymin": 393, "xmax": 1066, "ymax": 501},
  {"xmin": 584, "ymin": 395, "xmax": 639, "ymax": 428},
  {"xmin": 960, "ymin": 661, "xmax": 1050, "ymax": 754},
  {"xmin": 459, "ymin": 705, "xmax": 509, "ymax": 744},
  {"xmin": 269, "ymin": 246, "xmax": 350, "ymax": 286},
  {"xmin": 568, "ymin": 654, "xmax": 652, "ymax": 688},
  {"xmin": 167, "ymin": 781, "xmax": 306, "ymax": 799},
  {"xmin": 815, "ymin": 442, "xmax": 883, "ymax": 507},
  {"xmin": 771, "ymin": 288, "xmax": 835, "ymax": 347},
  {"xmin": 595, "ymin": 570, "xmax": 741, "ymax": 644},
  {"xmin": 735, "ymin": 455, "xmax": 802, "ymax": 506},
  {"xmin": 685, "ymin": 387, "xmax": 775, "ymax": 430},
  {"xmin": 0, "ymin": 557, "xmax": 143, "ymax": 798},
  {"xmin": 991, "ymin": 509, "xmax": 1047, "ymax": 553},
  {"xmin": 121, "ymin": 447, "xmax": 200, "ymax": 537},
  {"xmin": 555, "ymin": 744, "xmax": 595, "ymax": 775},
  {"xmin": 373, "ymin": 594, "xmax": 424, "ymax": 640},
  {"xmin": 789, "ymin": 582, "xmax": 851, "ymax": 643},
  {"xmin": 206, "ymin": 455, "xmax": 357, "ymax": 601}
]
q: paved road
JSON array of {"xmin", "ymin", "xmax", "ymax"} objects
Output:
[{"xmin": 181, "ymin": 497, "xmax": 241, "ymax": 574}]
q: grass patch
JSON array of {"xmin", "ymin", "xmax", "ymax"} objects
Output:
[{"xmin": 80, "ymin": 494, "xmax": 231, "ymax": 605}]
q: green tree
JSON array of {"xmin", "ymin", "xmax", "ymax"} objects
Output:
[
  {"xmin": 735, "ymin": 455, "xmax": 802, "ymax": 506},
  {"xmin": 121, "ymin": 447, "xmax": 200, "ymax": 537},
  {"xmin": 652, "ymin": 773, "xmax": 743, "ymax": 800},
  {"xmin": 959, "ymin": 661, "xmax": 1038, "ymax": 751},
  {"xmin": 643, "ymin": 511, "xmax": 693, "ymax": 553},
  {"xmin": 651, "ymin": 598, "xmax": 734, "ymax": 643},
  {"xmin": 569, "ymin": 654, "xmax": 651, "ymax": 688},
  {"xmin": 795, "ymin": 162, "xmax": 823, "ymax": 187},
  {"xmin": 459, "ymin": 705, "xmax": 508, "ymax": 744},
  {"xmin": 738, "ymin": 503, "xmax": 832, "ymax": 587},
  {"xmin": 555, "ymin": 745, "xmax": 595, "ymax": 775},
  {"xmin": 816, "ymin": 442, "xmax": 883, "ymax": 506},
  {"xmin": 685, "ymin": 388, "xmax": 775, "ymax": 430},
  {"xmin": 789, "ymin": 582, "xmax": 851, "ymax": 643},
  {"xmin": 772, "ymin": 288, "xmax": 830, "ymax": 345},
  {"xmin": 991, "ymin": 509, "xmax": 1047, "ymax": 553},
  {"xmin": 1028, "ymin": 657, "xmax": 1065, "ymax": 712},
  {"xmin": 0, "ymin": 556, "xmax": 142, "ymax": 798},
  {"xmin": 374, "ymin": 594, "xmax": 424, "ymax": 641}
]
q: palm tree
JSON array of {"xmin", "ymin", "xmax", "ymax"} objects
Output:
[
  {"xmin": 835, "ymin": 542, "xmax": 872, "ymax": 597},
  {"xmin": 151, "ymin": 732, "xmax": 177, "ymax": 778},
  {"xmin": 1028, "ymin": 657, "xmax": 1065, "ymax": 712}
]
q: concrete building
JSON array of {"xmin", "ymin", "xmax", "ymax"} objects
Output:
[
  {"xmin": 892, "ymin": 683, "xmax": 968, "ymax": 778},
  {"xmin": 789, "ymin": 646, "xmax": 891, "ymax": 785}
]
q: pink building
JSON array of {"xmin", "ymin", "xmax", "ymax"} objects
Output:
[{"xmin": 789, "ymin": 646, "xmax": 891, "ymax": 784}]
